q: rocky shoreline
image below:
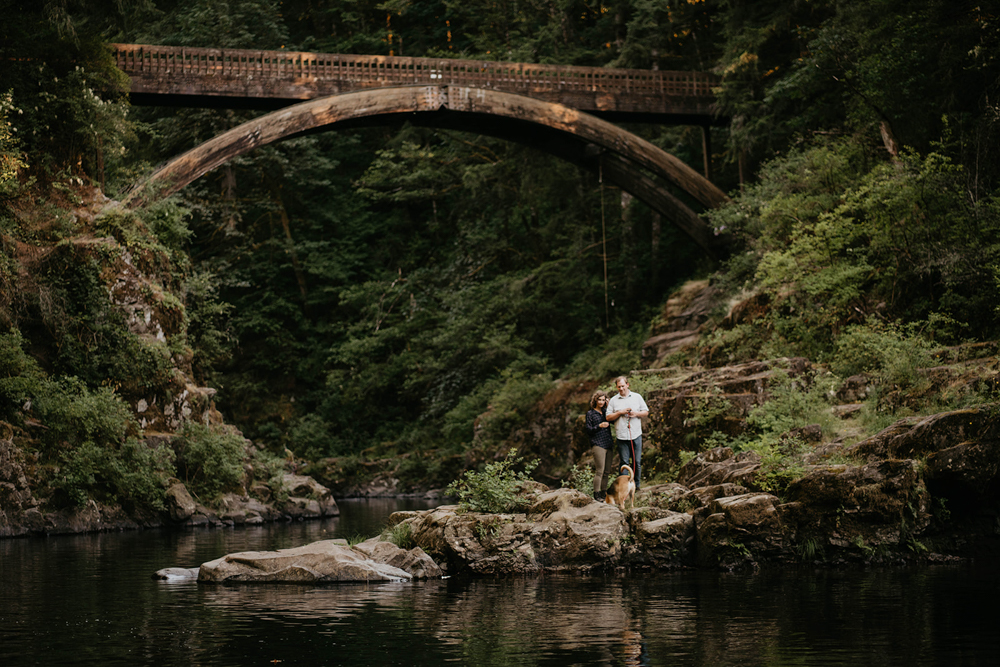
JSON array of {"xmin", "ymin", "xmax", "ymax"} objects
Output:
[
  {"xmin": 152, "ymin": 399, "xmax": 1000, "ymax": 582},
  {"xmin": 0, "ymin": 455, "xmax": 344, "ymax": 538},
  {"xmin": 8, "ymin": 397, "xmax": 1000, "ymax": 573}
]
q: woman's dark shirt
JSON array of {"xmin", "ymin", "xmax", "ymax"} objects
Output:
[{"xmin": 585, "ymin": 407, "xmax": 614, "ymax": 450}]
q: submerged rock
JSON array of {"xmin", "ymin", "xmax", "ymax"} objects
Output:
[{"xmin": 153, "ymin": 567, "xmax": 199, "ymax": 581}]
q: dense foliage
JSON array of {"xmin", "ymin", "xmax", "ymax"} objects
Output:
[{"xmin": 2, "ymin": 0, "xmax": 1000, "ymax": 508}]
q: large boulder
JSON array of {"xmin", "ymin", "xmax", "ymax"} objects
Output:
[
  {"xmin": 630, "ymin": 510, "xmax": 695, "ymax": 568},
  {"xmin": 401, "ymin": 489, "xmax": 629, "ymax": 574},
  {"xmin": 407, "ymin": 506, "xmax": 540, "ymax": 575},
  {"xmin": 164, "ymin": 482, "xmax": 197, "ymax": 522},
  {"xmin": 923, "ymin": 439, "xmax": 1000, "ymax": 505},
  {"xmin": 846, "ymin": 408, "xmax": 999, "ymax": 461},
  {"xmin": 352, "ymin": 538, "xmax": 444, "ymax": 579},
  {"xmin": 280, "ymin": 474, "xmax": 339, "ymax": 518},
  {"xmin": 198, "ymin": 539, "xmax": 437, "ymax": 583},
  {"xmin": 527, "ymin": 489, "xmax": 630, "ymax": 570},
  {"xmin": 783, "ymin": 460, "xmax": 931, "ymax": 552},
  {"xmin": 215, "ymin": 493, "xmax": 282, "ymax": 525},
  {"xmin": 695, "ymin": 492, "xmax": 786, "ymax": 569}
]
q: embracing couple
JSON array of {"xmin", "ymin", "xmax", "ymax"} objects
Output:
[{"xmin": 584, "ymin": 375, "xmax": 649, "ymax": 503}]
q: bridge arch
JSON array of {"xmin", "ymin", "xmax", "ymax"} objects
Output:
[{"xmin": 123, "ymin": 85, "xmax": 729, "ymax": 256}]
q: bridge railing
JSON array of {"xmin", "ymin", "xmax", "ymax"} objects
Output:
[{"xmin": 111, "ymin": 44, "xmax": 716, "ymax": 98}]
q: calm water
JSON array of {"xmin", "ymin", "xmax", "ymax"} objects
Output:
[{"xmin": 2, "ymin": 499, "xmax": 998, "ymax": 666}]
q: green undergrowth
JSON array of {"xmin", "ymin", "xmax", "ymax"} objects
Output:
[
  {"xmin": 446, "ymin": 448, "xmax": 539, "ymax": 513},
  {"xmin": 1, "ymin": 330, "xmax": 176, "ymax": 510},
  {"xmin": 677, "ymin": 369, "xmax": 840, "ymax": 496}
]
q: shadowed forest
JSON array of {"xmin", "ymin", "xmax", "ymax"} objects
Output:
[{"xmin": 2, "ymin": 0, "xmax": 1000, "ymax": 514}]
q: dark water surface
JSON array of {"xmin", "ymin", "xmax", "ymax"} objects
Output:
[{"xmin": 2, "ymin": 498, "xmax": 998, "ymax": 666}]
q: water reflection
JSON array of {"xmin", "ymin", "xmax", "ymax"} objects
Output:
[{"xmin": 2, "ymin": 501, "xmax": 999, "ymax": 666}]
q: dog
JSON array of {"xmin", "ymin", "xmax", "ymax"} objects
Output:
[{"xmin": 604, "ymin": 464, "xmax": 636, "ymax": 511}]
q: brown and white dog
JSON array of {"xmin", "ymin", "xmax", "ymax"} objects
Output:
[{"xmin": 604, "ymin": 464, "xmax": 635, "ymax": 511}]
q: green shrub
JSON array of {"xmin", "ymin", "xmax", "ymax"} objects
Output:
[
  {"xmin": 140, "ymin": 197, "xmax": 193, "ymax": 256},
  {"xmin": 248, "ymin": 446, "xmax": 290, "ymax": 503},
  {"xmin": 831, "ymin": 320, "xmax": 934, "ymax": 389},
  {"xmin": 174, "ymin": 422, "xmax": 247, "ymax": 500},
  {"xmin": 736, "ymin": 434, "xmax": 807, "ymax": 497},
  {"xmin": 0, "ymin": 91, "xmax": 26, "ymax": 203},
  {"xmin": 32, "ymin": 377, "xmax": 136, "ymax": 448},
  {"xmin": 746, "ymin": 369, "xmax": 838, "ymax": 436},
  {"xmin": 446, "ymin": 448, "xmax": 539, "ymax": 513},
  {"xmin": 54, "ymin": 438, "xmax": 175, "ymax": 510},
  {"xmin": 561, "ymin": 463, "xmax": 594, "ymax": 495},
  {"xmin": 381, "ymin": 521, "xmax": 415, "ymax": 550}
]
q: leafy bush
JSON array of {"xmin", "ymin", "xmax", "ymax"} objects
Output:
[
  {"xmin": 745, "ymin": 369, "xmax": 838, "ymax": 437},
  {"xmin": 446, "ymin": 448, "xmax": 539, "ymax": 513},
  {"xmin": 737, "ymin": 434, "xmax": 807, "ymax": 496},
  {"xmin": 563, "ymin": 325, "xmax": 646, "ymax": 379},
  {"xmin": 381, "ymin": 521, "xmax": 415, "ymax": 550},
  {"xmin": 0, "ymin": 91, "xmax": 27, "ymax": 203},
  {"xmin": 55, "ymin": 438, "xmax": 176, "ymax": 510},
  {"xmin": 31, "ymin": 377, "xmax": 137, "ymax": 449},
  {"xmin": 685, "ymin": 369, "xmax": 833, "ymax": 496},
  {"xmin": 174, "ymin": 422, "xmax": 247, "ymax": 500},
  {"xmin": 707, "ymin": 142, "xmax": 1000, "ymax": 364},
  {"xmin": 561, "ymin": 463, "xmax": 594, "ymax": 495},
  {"xmin": 831, "ymin": 321, "xmax": 934, "ymax": 389}
]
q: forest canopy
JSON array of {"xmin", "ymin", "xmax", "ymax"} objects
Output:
[{"xmin": 2, "ymin": 0, "xmax": 999, "ymax": 493}]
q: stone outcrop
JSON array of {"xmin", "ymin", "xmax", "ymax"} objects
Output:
[
  {"xmin": 280, "ymin": 473, "xmax": 340, "ymax": 518},
  {"xmin": 641, "ymin": 279, "xmax": 719, "ymax": 368},
  {"xmin": 198, "ymin": 539, "xmax": 439, "ymax": 583},
  {"xmin": 399, "ymin": 489, "xmax": 632, "ymax": 575},
  {"xmin": 1, "ymin": 462, "xmax": 336, "ymax": 535},
  {"xmin": 0, "ymin": 436, "xmax": 38, "ymax": 537},
  {"xmin": 388, "ymin": 403, "xmax": 1000, "ymax": 573},
  {"xmin": 631, "ymin": 357, "xmax": 814, "ymax": 473},
  {"xmin": 395, "ymin": 488, "xmax": 700, "ymax": 574}
]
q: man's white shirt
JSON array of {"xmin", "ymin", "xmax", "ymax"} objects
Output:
[{"xmin": 607, "ymin": 391, "xmax": 648, "ymax": 440}]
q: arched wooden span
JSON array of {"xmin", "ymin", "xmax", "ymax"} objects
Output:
[{"xmin": 122, "ymin": 85, "xmax": 729, "ymax": 257}]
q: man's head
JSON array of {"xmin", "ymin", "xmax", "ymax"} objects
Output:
[{"xmin": 615, "ymin": 376, "xmax": 629, "ymax": 397}]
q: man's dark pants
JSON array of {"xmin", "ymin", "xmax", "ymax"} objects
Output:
[{"xmin": 617, "ymin": 435, "xmax": 642, "ymax": 490}]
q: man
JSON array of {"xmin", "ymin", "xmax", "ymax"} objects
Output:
[{"xmin": 606, "ymin": 375, "xmax": 649, "ymax": 491}]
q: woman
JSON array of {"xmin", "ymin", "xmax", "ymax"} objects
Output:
[{"xmin": 584, "ymin": 390, "xmax": 616, "ymax": 501}]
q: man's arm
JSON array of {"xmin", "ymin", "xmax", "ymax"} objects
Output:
[{"xmin": 632, "ymin": 396, "xmax": 649, "ymax": 419}]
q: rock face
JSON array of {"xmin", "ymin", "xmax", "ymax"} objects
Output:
[
  {"xmin": 637, "ymin": 357, "xmax": 814, "ymax": 473},
  {"xmin": 641, "ymin": 279, "xmax": 719, "ymax": 368},
  {"xmin": 0, "ymin": 437, "xmax": 38, "ymax": 537},
  {"xmin": 397, "ymin": 488, "xmax": 693, "ymax": 574},
  {"xmin": 198, "ymin": 539, "xmax": 440, "ymax": 583}
]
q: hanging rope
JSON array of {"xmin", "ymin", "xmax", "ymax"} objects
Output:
[{"xmin": 600, "ymin": 161, "xmax": 609, "ymax": 330}]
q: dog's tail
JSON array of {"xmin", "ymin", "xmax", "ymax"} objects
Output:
[{"xmin": 619, "ymin": 464, "xmax": 634, "ymax": 481}]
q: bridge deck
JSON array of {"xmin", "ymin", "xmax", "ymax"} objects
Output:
[{"xmin": 111, "ymin": 44, "xmax": 720, "ymax": 121}]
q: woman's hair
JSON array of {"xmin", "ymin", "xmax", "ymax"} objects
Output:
[{"xmin": 590, "ymin": 390, "xmax": 608, "ymax": 409}]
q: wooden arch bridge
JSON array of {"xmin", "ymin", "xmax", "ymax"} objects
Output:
[{"xmin": 112, "ymin": 44, "xmax": 729, "ymax": 256}]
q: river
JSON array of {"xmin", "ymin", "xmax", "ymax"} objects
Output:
[{"xmin": 2, "ymin": 498, "xmax": 998, "ymax": 666}]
